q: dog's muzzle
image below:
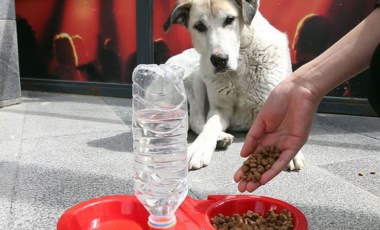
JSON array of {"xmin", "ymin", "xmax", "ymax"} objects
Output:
[{"xmin": 210, "ymin": 54, "xmax": 229, "ymax": 73}]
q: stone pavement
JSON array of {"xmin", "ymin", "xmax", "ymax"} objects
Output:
[{"xmin": 0, "ymin": 91, "xmax": 379, "ymax": 230}]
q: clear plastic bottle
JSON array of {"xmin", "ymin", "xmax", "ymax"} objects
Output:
[{"xmin": 132, "ymin": 64, "xmax": 188, "ymax": 229}]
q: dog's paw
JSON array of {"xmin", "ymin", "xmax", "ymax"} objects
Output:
[
  {"xmin": 187, "ymin": 137, "xmax": 216, "ymax": 170},
  {"xmin": 287, "ymin": 151, "xmax": 305, "ymax": 171},
  {"xmin": 216, "ymin": 132, "xmax": 234, "ymax": 149}
]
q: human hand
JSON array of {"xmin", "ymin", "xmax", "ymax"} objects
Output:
[{"xmin": 234, "ymin": 77, "xmax": 321, "ymax": 192}]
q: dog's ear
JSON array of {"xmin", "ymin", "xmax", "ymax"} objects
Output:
[
  {"xmin": 164, "ymin": 2, "xmax": 192, "ymax": 32},
  {"xmin": 235, "ymin": 0, "xmax": 259, "ymax": 25}
]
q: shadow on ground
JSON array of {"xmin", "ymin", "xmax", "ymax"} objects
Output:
[{"xmin": 87, "ymin": 131, "xmax": 133, "ymax": 152}]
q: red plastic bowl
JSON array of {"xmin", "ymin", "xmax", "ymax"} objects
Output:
[
  {"xmin": 57, "ymin": 196, "xmax": 149, "ymax": 230},
  {"xmin": 57, "ymin": 195, "xmax": 204, "ymax": 230},
  {"xmin": 57, "ymin": 195, "xmax": 308, "ymax": 230},
  {"xmin": 206, "ymin": 195, "xmax": 308, "ymax": 230}
]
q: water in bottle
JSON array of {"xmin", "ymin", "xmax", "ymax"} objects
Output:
[{"xmin": 132, "ymin": 64, "xmax": 188, "ymax": 229}]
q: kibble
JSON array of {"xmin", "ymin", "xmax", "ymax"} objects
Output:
[
  {"xmin": 241, "ymin": 145, "xmax": 281, "ymax": 182},
  {"xmin": 210, "ymin": 209, "xmax": 294, "ymax": 230},
  {"xmin": 370, "ymin": 171, "xmax": 376, "ymax": 175},
  {"xmin": 358, "ymin": 172, "xmax": 364, "ymax": 176}
]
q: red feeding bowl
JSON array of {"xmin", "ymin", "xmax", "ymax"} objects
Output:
[
  {"xmin": 206, "ymin": 195, "xmax": 308, "ymax": 229},
  {"xmin": 57, "ymin": 195, "xmax": 308, "ymax": 230}
]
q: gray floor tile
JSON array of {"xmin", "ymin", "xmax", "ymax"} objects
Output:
[
  {"xmin": 302, "ymin": 115, "xmax": 380, "ymax": 166},
  {"xmin": 315, "ymin": 113, "xmax": 380, "ymax": 140},
  {"xmin": 2, "ymin": 92, "xmax": 379, "ymax": 230},
  {"xmin": 20, "ymin": 94, "xmax": 127, "ymax": 139},
  {"xmin": 8, "ymin": 131, "xmax": 135, "ymax": 229},
  {"xmin": 8, "ymin": 163, "xmax": 134, "ymax": 230},
  {"xmin": 101, "ymin": 96, "xmax": 132, "ymax": 126},
  {"xmin": 0, "ymin": 103, "xmax": 26, "ymax": 121},
  {"xmin": 0, "ymin": 104, "xmax": 26, "ymax": 146},
  {"xmin": 0, "ymin": 119, "xmax": 24, "ymax": 144},
  {"xmin": 302, "ymin": 140, "xmax": 380, "ymax": 167},
  {"xmin": 19, "ymin": 131, "xmax": 133, "ymax": 176},
  {"xmin": 0, "ymin": 162, "xmax": 17, "ymax": 230},
  {"xmin": 320, "ymin": 157, "xmax": 379, "ymax": 196},
  {"xmin": 0, "ymin": 139, "xmax": 21, "ymax": 162}
]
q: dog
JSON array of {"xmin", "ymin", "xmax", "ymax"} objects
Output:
[{"xmin": 164, "ymin": 0, "xmax": 305, "ymax": 170}]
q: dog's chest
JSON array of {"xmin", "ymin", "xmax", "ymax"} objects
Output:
[
  {"xmin": 205, "ymin": 73, "xmax": 268, "ymax": 131},
  {"xmin": 207, "ymin": 73, "xmax": 258, "ymax": 106}
]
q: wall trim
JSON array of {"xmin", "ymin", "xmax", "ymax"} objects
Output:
[
  {"xmin": 21, "ymin": 78, "xmax": 132, "ymax": 98},
  {"xmin": 318, "ymin": 96, "xmax": 377, "ymax": 117}
]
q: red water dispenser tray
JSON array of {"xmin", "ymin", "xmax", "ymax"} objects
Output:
[{"xmin": 57, "ymin": 195, "xmax": 308, "ymax": 230}]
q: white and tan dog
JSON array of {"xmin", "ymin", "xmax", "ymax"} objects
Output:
[{"xmin": 164, "ymin": 0, "xmax": 305, "ymax": 170}]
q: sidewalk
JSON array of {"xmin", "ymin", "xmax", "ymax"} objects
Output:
[{"xmin": 0, "ymin": 91, "xmax": 379, "ymax": 230}]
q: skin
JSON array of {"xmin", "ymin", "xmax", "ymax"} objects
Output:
[{"xmin": 234, "ymin": 8, "xmax": 380, "ymax": 192}]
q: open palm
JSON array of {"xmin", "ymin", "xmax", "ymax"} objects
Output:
[{"xmin": 234, "ymin": 79, "xmax": 320, "ymax": 192}]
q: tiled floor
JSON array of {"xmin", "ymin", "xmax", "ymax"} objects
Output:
[{"xmin": 0, "ymin": 91, "xmax": 379, "ymax": 230}]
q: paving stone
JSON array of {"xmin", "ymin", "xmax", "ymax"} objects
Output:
[
  {"xmin": 8, "ymin": 131, "xmax": 134, "ymax": 230},
  {"xmin": 0, "ymin": 162, "xmax": 17, "ymax": 230},
  {"xmin": 20, "ymin": 93, "xmax": 127, "ymax": 139},
  {"xmin": 101, "ymin": 96, "xmax": 132, "ymax": 126},
  {"xmin": 2, "ymin": 92, "xmax": 380, "ymax": 230},
  {"xmin": 315, "ymin": 113, "xmax": 380, "ymax": 141},
  {"xmin": 320, "ymin": 157, "xmax": 379, "ymax": 196}
]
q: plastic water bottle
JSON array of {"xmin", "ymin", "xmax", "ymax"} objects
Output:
[{"xmin": 132, "ymin": 64, "xmax": 188, "ymax": 229}]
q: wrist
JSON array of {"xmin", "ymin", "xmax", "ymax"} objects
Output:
[{"xmin": 288, "ymin": 63, "xmax": 326, "ymax": 103}]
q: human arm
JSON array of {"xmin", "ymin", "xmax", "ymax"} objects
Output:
[{"xmin": 234, "ymin": 8, "xmax": 380, "ymax": 192}]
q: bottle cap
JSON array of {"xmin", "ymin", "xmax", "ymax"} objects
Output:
[{"xmin": 148, "ymin": 215, "xmax": 176, "ymax": 229}]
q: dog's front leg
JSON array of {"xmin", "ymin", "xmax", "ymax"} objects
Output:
[{"xmin": 188, "ymin": 108, "xmax": 231, "ymax": 169}]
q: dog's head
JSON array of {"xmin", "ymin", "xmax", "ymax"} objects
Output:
[{"xmin": 164, "ymin": 0, "xmax": 259, "ymax": 75}]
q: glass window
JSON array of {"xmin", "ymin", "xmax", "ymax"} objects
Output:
[
  {"xmin": 260, "ymin": 0, "xmax": 377, "ymax": 98},
  {"xmin": 152, "ymin": 0, "xmax": 193, "ymax": 63},
  {"xmin": 16, "ymin": 0, "xmax": 136, "ymax": 84}
]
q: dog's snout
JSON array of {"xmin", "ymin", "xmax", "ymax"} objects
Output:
[{"xmin": 210, "ymin": 54, "xmax": 229, "ymax": 69}]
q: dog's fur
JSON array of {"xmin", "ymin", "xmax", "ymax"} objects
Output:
[{"xmin": 165, "ymin": 0, "xmax": 305, "ymax": 170}]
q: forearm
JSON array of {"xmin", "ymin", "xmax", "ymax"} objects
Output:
[{"xmin": 292, "ymin": 8, "xmax": 380, "ymax": 100}]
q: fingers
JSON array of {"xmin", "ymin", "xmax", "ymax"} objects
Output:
[
  {"xmin": 245, "ymin": 181, "xmax": 262, "ymax": 192},
  {"xmin": 235, "ymin": 148, "xmax": 298, "ymax": 193},
  {"xmin": 234, "ymin": 166, "xmax": 262, "ymax": 192},
  {"xmin": 260, "ymin": 148, "xmax": 298, "ymax": 185},
  {"xmin": 241, "ymin": 115, "xmax": 266, "ymax": 157},
  {"xmin": 233, "ymin": 167, "xmax": 244, "ymax": 182},
  {"xmin": 237, "ymin": 179, "xmax": 262, "ymax": 192}
]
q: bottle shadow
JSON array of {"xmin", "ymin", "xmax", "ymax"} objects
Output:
[{"xmin": 87, "ymin": 131, "xmax": 133, "ymax": 153}]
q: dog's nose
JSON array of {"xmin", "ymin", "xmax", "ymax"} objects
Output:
[{"xmin": 210, "ymin": 54, "xmax": 229, "ymax": 69}]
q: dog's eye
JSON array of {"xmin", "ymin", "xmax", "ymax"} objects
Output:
[
  {"xmin": 224, "ymin": 16, "xmax": 235, "ymax": 26},
  {"xmin": 194, "ymin": 22, "xmax": 207, "ymax": 32}
]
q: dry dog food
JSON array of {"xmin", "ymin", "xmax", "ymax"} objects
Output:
[
  {"xmin": 210, "ymin": 209, "xmax": 294, "ymax": 230},
  {"xmin": 358, "ymin": 171, "xmax": 376, "ymax": 176},
  {"xmin": 240, "ymin": 145, "xmax": 281, "ymax": 182}
]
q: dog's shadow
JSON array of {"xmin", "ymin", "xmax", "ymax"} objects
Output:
[{"xmin": 87, "ymin": 132, "xmax": 133, "ymax": 153}]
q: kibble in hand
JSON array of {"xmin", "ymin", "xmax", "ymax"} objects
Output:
[{"xmin": 240, "ymin": 145, "xmax": 281, "ymax": 182}]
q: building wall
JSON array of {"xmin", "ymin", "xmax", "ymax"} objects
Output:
[{"xmin": 0, "ymin": 0, "xmax": 22, "ymax": 107}]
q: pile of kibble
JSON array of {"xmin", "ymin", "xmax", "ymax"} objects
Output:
[
  {"xmin": 210, "ymin": 209, "xmax": 294, "ymax": 230},
  {"xmin": 240, "ymin": 145, "xmax": 281, "ymax": 182}
]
